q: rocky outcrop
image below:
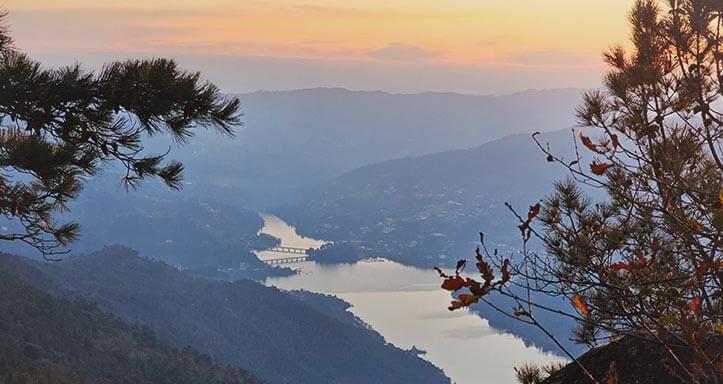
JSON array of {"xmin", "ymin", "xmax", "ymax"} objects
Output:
[{"xmin": 543, "ymin": 335, "xmax": 722, "ymax": 384}]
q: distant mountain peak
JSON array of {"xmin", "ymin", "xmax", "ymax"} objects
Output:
[{"xmin": 236, "ymin": 86, "xmax": 587, "ymax": 99}]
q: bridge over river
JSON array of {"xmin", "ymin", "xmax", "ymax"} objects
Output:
[{"xmin": 262, "ymin": 246, "xmax": 314, "ymax": 265}]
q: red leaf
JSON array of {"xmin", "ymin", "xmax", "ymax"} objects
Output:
[
  {"xmin": 609, "ymin": 262, "xmax": 634, "ymax": 272},
  {"xmin": 695, "ymin": 263, "xmax": 711, "ymax": 278},
  {"xmin": 476, "ymin": 260, "xmax": 495, "ymax": 283},
  {"xmin": 518, "ymin": 221, "xmax": 530, "ymax": 235},
  {"xmin": 501, "ymin": 259, "xmax": 511, "ymax": 283},
  {"xmin": 695, "ymin": 261, "xmax": 722, "ymax": 278},
  {"xmin": 441, "ymin": 275, "xmax": 465, "ymax": 291},
  {"xmin": 527, "ymin": 203, "xmax": 541, "ymax": 221},
  {"xmin": 689, "ymin": 297, "xmax": 702, "ymax": 314},
  {"xmin": 611, "ymin": 134, "xmax": 620, "ymax": 148},
  {"xmin": 590, "ymin": 161, "xmax": 613, "ymax": 175},
  {"xmin": 572, "ymin": 293, "xmax": 589, "ymax": 317},
  {"xmin": 466, "ymin": 278, "xmax": 485, "ymax": 296},
  {"xmin": 448, "ymin": 300, "xmax": 464, "ymax": 311},
  {"xmin": 474, "ymin": 247, "xmax": 483, "ymax": 261},
  {"xmin": 458, "ymin": 294, "xmax": 479, "ymax": 306},
  {"xmin": 580, "ymin": 134, "xmax": 605, "ymax": 154},
  {"xmin": 635, "ymin": 252, "xmax": 647, "ymax": 265}
]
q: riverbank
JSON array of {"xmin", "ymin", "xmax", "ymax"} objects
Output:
[{"xmin": 255, "ymin": 214, "xmax": 565, "ymax": 384}]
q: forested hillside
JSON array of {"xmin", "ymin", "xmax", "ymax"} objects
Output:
[
  {"xmin": 69, "ymin": 173, "xmax": 278, "ymax": 274},
  {"xmin": 0, "ymin": 170, "xmax": 280, "ymax": 278},
  {"xmin": 0, "ymin": 248, "xmax": 450, "ymax": 384},
  {"xmin": 166, "ymin": 88, "xmax": 583, "ymax": 208},
  {"xmin": 0, "ymin": 271, "xmax": 260, "ymax": 384},
  {"xmin": 0, "ymin": 88, "xmax": 584, "ymax": 279},
  {"xmin": 274, "ymin": 129, "xmax": 592, "ymax": 355},
  {"xmin": 278, "ymin": 129, "xmax": 581, "ymax": 268}
]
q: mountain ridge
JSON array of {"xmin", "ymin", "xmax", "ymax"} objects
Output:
[
  {"xmin": 0, "ymin": 247, "xmax": 451, "ymax": 384},
  {"xmin": 0, "ymin": 269, "xmax": 262, "ymax": 384}
]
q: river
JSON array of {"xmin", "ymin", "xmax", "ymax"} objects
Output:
[{"xmin": 256, "ymin": 214, "xmax": 565, "ymax": 384}]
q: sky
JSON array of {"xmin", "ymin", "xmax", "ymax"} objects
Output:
[{"xmin": 4, "ymin": 1, "xmax": 635, "ymax": 94}]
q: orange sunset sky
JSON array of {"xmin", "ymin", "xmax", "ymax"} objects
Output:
[{"xmin": 4, "ymin": 1, "xmax": 635, "ymax": 94}]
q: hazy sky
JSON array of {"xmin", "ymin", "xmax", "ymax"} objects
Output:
[{"xmin": 5, "ymin": 1, "xmax": 634, "ymax": 94}]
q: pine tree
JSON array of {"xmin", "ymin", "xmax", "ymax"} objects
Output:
[
  {"xmin": 438, "ymin": 1, "xmax": 723, "ymax": 382},
  {"xmin": 0, "ymin": 11, "xmax": 241, "ymax": 257}
]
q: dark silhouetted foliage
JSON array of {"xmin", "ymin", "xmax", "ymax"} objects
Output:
[
  {"xmin": 438, "ymin": 1, "xmax": 723, "ymax": 383},
  {"xmin": 541, "ymin": 335, "xmax": 722, "ymax": 384},
  {"xmin": 0, "ymin": 11, "xmax": 240, "ymax": 256}
]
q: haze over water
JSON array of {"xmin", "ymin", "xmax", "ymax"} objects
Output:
[{"xmin": 258, "ymin": 214, "xmax": 565, "ymax": 384}]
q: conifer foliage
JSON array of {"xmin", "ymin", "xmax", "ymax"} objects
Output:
[
  {"xmin": 0, "ymin": 11, "xmax": 241, "ymax": 256},
  {"xmin": 438, "ymin": 1, "xmax": 723, "ymax": 382}
]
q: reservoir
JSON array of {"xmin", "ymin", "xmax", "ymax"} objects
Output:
[{"xmin": 258, "ymin": 214, "xmax": 564, "ymax": 384}]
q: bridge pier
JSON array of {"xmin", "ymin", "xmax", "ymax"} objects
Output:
[{"xmin": 263, "ymin": 256, "xmax": 309, "ymax": 265}]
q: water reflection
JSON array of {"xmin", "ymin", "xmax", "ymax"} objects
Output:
[{"xmin": 258, "ymin": 214, "xmax": 565, "ymax": 384}]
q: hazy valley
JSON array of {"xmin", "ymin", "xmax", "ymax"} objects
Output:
[{"xmin": 4, "ymin": 2, "xmax": 719, "ymax": 383}]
